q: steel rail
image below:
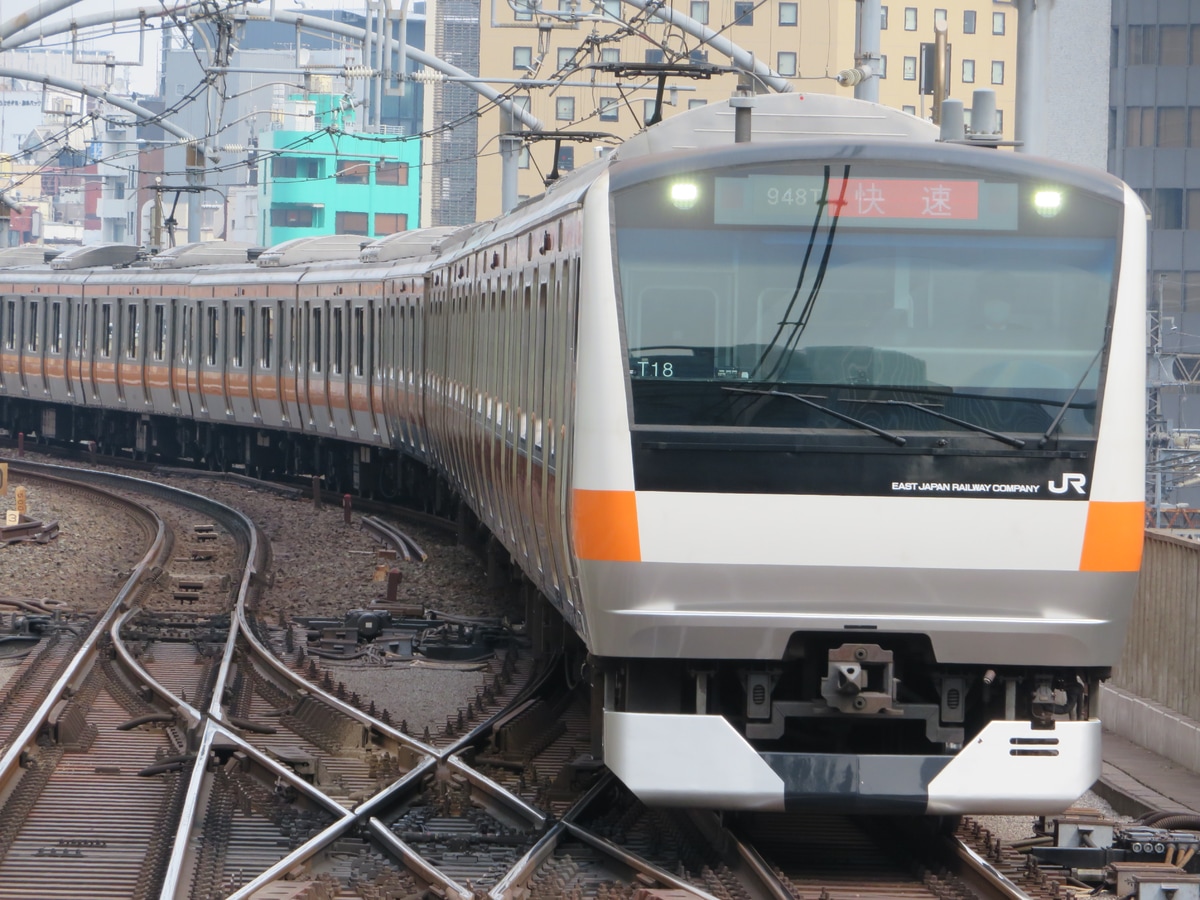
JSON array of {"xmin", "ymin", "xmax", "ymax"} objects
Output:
[{"xmin": 0, "ymin": 467, "xmax": 167, "ymax": 794}]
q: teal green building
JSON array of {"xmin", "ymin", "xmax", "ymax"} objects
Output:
[{"xmin": 261, "ymin": 101, "xmax": 421, "ymax": 245}]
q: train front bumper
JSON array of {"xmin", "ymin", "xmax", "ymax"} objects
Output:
[{"xmin": 603, "ymin": 711, "xmax": 1101, "ymax": 815}]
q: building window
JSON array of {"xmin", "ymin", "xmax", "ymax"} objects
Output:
[
  {"xmin": 643, "ymin": 98, "xmax": 659, "ymax": 121},
  {"xmin": 733, "ymin": 1, "xmax": 754, "ymax": 24},
  {"xmin": 779, "ymin": 2, "xmax": 797, "ymax": 25},
  {"xmin": 556, "ymin": 96, "xmax": 575, "ymax": 120},
  {"xmin": 902, "ymin": 105, "xmax": 916, "ymax": 115},
  {"xmin": 1189, "ymin": 109, "xmax": 1200, "ymax": 147},
  {"xmin": 645, "ymin": 48, "xmax": 665, "ymax": 64},
  {"xmin": 601, "ymin": 47, "xmax": 620, "ymax": 63},
  {"xmin": 1192, "ymin": 25, "xmax": 1200, "ymax": 66},
  {"xmin": 599, "ymin": 97, "xmax": 620, "ymax": 121},
  {"xmin": 335, "ymin": 211, "xmax": 369, "ymax": 235},
  {"xmin": 903, "ymin": 56, "xmax": 916, "ymax": 80},
  {"xmin": 996, "ymin": 109, "xmax": 1004, "ymax": 132},
  {"xmin": 1161, "ymin": 25, "xmax": 1188, "ymax": 65},
  {"xmin": 690, "ymin": 0, "xmax": 708, "ymax": 23},
  {"xmin": 689, "ymin": 49, "xmax": 708, "ymax": 63},
  {"xmin": 375, "ymin": 212, "xmax": 408, "ymax": 235},
  {"xmin": 557, "ymin": 47, "xmax": 576, "ymax": 70},
  {"xmin": 934, "ymin": 8, "xmax": 946, "ymax": 28},
  {"xmin": 1187, "ymin": 190, "xmax": 1200, "ymax": 229},
  {"xmin": 1129, "ymin": 25, "xmax": 1154, "ymax": 65},
  {"xmin": 991, "ymin": 60, "xmax": 1004, "ymax": 84},
  {"xmin": 271, "ymin": 156, "xmax": 319, "ymax": 179},
  {"xmin": 519, "ymin": 146, "xmax": 530, "ymax": 169},
  {"xmin": 904, "ymin": 7, "xmax": 916, "ymax": 30},
  {"xmin": 557, "ymin": 146, "xmax": 575, "ymax": 172},
  {"xmin": 376, "ymin": 161, "xmax": 408, "ymax": 185},
  {"xmin": 513, "ymin": 46, "xmax": 533, "ymax": 70},
  {"xmin": 1126, "ymin": 107, "xmax": 1154, "ymax": 147},
  {"xmin": 777, "ymin": 51, "xmax": 797, "ymax": 76},
  {"xmin": 962, "ymin": 58, "xmax": 975, "ymax": 83},
  {"xmin": 877, "ymin": 55, "xmax": 887, "ymax": 78},
  {"xmin": 514, "ymin": 0, "xmax": 533, "ymax": 20},
  {"xmin": 335, "ymin": 160, "xmax": 370, "ymax": 184},
  {"xmin": 880, "ymin": 5, "xmax": 888, "ymax": 29},
  {"xmin": 688, "ymin": 98, "xmax": 707, "ymax": 109},
  {"xmin": 992, "ymin": 11, "xmax": 1004, "ymax": 34},
  {"xmin": 1158, "ymin": 107, "xmax": 1186, "ymax": 147},
  {"xmin": 1155, "ymin": 188, "xmax": 1184, "ymax": 230},
  {"xmin": 599, "ymin": 0, "xmax": 618, "ymax": 16},
  {"xmin": 270, "ymin": 206, "xmax": 317, "ymax": 228},
  {"xmin": 963, "ymin": 9, "xmax": 975, "ymax": 34}
]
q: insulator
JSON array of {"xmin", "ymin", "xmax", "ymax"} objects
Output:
[
  {"xmin": 408, "ymin": 70, "xmax": 446, "ymax": 84},
  {"xmin": 343, "ymin": 65, "xmax": 377, "ymax": 78}
]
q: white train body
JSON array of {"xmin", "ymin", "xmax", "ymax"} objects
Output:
[{"xmin": 0, "ymin": 94, "xmax": 1145, "ymax": 814}]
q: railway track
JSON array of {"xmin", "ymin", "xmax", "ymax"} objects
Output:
[{"xmin": 0, "ymin": 458, "xmax": 1094, "ymax": 899}]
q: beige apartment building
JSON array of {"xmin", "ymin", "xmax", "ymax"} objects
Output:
[{"xmin": 466, "ymin": 0, "xmax": 1018, "ymax": 220}]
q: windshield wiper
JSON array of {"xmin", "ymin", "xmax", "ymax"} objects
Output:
[
  {"xmin": 1038, "ymin": 345, "xmax": 1105, "ymax": 448},
  {"xmin": 856, "ymin": 399, "xmax": 1025, "ymax": 448},
  {"xmin": 723, "ymin": 386, "xmax": 906, "ymax": 445}
]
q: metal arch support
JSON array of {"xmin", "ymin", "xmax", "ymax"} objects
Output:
[
  {"xmin": 0, "ymin": 66, "xmax": 197, "ymax": 142},
  {"xmin": 0, "ymin": 1, "xmax": 543, "ymax": 131},
  {"xmin": 615, "ymin": 0, "xmax": 792, "ymax": 94}
]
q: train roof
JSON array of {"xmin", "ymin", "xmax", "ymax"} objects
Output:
[
  {"xmin": 0, "ymin": 246, "xmax": 55, "ymax": 267},
  {"xmin": 359, "ymin": 227, "xmax": 464, "ymax": 262},
  {"xmin": 612, "ymin": 92, "xmax": 939, "ymax": 160},
  {"xmin": 49, "ymin": 243, "xmax": 141, "ymax": 270},
  {"xmin": 149, "ymin": 241, "xmax": 256, "ymax": 269},
  {"xmin": 255, "ymin": 234, "xmax": 368, "ymax": 267}
]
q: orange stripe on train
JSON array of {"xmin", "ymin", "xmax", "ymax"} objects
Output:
[
  {"xmin": 572, "ymin": 489, "xmax": 641, "ymax": 562},
  {"xmin": 1080, "ymin": 501, "xmax": 1145, "ymax": 572}
]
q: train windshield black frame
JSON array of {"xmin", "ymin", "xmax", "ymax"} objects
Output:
[{"xmin": 611, "ymin": 160, "xmax": 1122, "ymax": 441}]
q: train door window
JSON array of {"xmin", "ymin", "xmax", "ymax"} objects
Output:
[
  {"xmin": 312, "ymin": 307, "xmax": 323, "ymax": 373},
  {"xmin": 51, "ymin": 302, "xmax": 62, "ymax": 353},
  {"xmin": 332, "ymin": 306, "xmax": 343, "ymax": 375},
  {"xmin": 181, "ymin": 307, "xmax": 192, "ymax": 363},
  {"xmin": 3, "ymin": 300, "xmax": 12, "ymax": 350},
  {"xmin": 153, "ymin": 304, "xmax": 166, "ymax": 360},
  {"xmin": 288, "ymin": 307, "xmax": 296, "ymax": 369},
  {"xmin": 207, "ymin": 306, "xmax": 219, "ymax": 365},
  {"xmin": 126, "ymin": 304, "xmax": 139, "ymax": 359},
  {"xmin": 354, "ymin": 307, "xmax": 365, "ymax": 376},
  {"xmin": 261, "ymin": 307, "xmax": 274, "ymax": 368},
  {"xmin": 75, "ymin": 304, "xmax": 87, "ymax": 352},
  {"xmin": 101, "ymin": 304, "xmax": 113, "ymax": 357},
  {"xmin": 27, "ymin": 301, "xmax": 38, "ymax": 352},
  {"xmin": 233, "ymin": 307, "xmax": 246, "ymax": 367}
]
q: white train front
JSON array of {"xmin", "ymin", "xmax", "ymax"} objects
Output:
[{"xmin": 0, "ymin": 94, "xmax": 1146, "ymax": 814}]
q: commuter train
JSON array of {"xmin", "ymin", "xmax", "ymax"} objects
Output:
[{"xmin": 0, "ymin": 93, "xmax": 1146, "ymax": 814}]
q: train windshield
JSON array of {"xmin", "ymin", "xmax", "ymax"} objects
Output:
[{"xmin": 612, "ymin": 160, "xmax": 1121, "ymax": 441}]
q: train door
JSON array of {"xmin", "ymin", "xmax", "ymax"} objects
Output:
[
  {"xmin": 180, "ymin": 298, "xmax": 201, "ymax": 418},
  {"xmin": 252, "ymin": 297, "xmax": 281, "ymax": 428},
  {"xmin": 281, "ymin": 297, "xmax": 300, "ymax": 428},
  {"xmin": 123, "ymin": 294, "xmax": 151, "ymax": 409},
  {"xmin": 331, "ymin": 296, "xmax": 351, "ymax": 438},
  {"xmin": 45, "ymin": 296, "xmax": 70, "ymax": 404}
]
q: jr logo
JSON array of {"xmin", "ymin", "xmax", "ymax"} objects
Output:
[{"xmin": 1048, "ymin": 473, "xmax": 1088, "ymax": 495}]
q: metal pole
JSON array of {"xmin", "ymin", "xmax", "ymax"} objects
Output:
[
  {"xmin": 854, "ymin": 0, "xmax": 881, "ymax": 103},
  {"xmin": 499, "ymin": 107, "xmax": 520, "ymax": 214},
  {"xmin": 1014, "ymin": 0, "xmax": 1045, "ymax": 153},
  {"xmin": 932, "ymin": 20, "xmax": 947, "ymax": 125},
  {"xmin": 186, "ymin": 144, "xmax": 203, "ymax": 243}
]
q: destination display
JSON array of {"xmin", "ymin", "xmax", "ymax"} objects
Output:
[{"xmin": 712, "ymin": 175, "xmax": 1020, "ymax": 230}]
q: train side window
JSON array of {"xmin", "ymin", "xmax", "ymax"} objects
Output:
[
  {"xmin": 261, "ymin": 307, "xmax": 273, "ymax": 368},
  {"xmin": 207, "ymin": 306, "xmax": 219, "ymax": 365},
  {"xmin": 27, "ymin": 301, "xmax": 38, "ymax": 352},
  {"xmin": 288, "ymin": 307, "xmax": 296, "ymax": 369},
  {"xmin": 354, "ymin": 306, "xmax": 365, "ymax": 376},
  {"xmin": 102, "ymin": 304, "xmax": 113, "ymax": 357},
  {"xmin": 75, "ymin": 304, "xmax": 87, "ymax": 353},
  {"xmin": 153, "ymin": 304, "xmax": 166, "ymax": 361},
  {"xmin": 333, "ymin": 306, "xmax": 343, "ymax": 375},
  {"xmin": 3, "ymin": 300, "xmax": 12, "ymax": 350},
  {"xmin": 312, "ymin": 308, "xmax": 323, "ymax": 373},
  {"xmin": 233, "ymin": 307, "xmax": 246, "ymax": 367},
  {"xmin": 127, "ymin": 305, "xmax": 139, "ymax": 359},
  {"xmin": 51, "ymin": 302, "xmax": 62, "ymax": 353}
]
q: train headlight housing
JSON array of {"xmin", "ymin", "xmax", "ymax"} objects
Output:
[
  {"xmin": 1033, "ymin": 189, "xmax": 1063, "ymax": 217},
  {"xmin": 670, "ymin": 181, "xmax": 699, "ymax": 210}
]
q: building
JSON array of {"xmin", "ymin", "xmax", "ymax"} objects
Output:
[
  {"xmin": 1109, "ymin": 0, "xmax": 1200, "ymax": 512},
  {"xmin": 457, "ymin": 0, "xmax": 1023, "ymax": 221}
]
